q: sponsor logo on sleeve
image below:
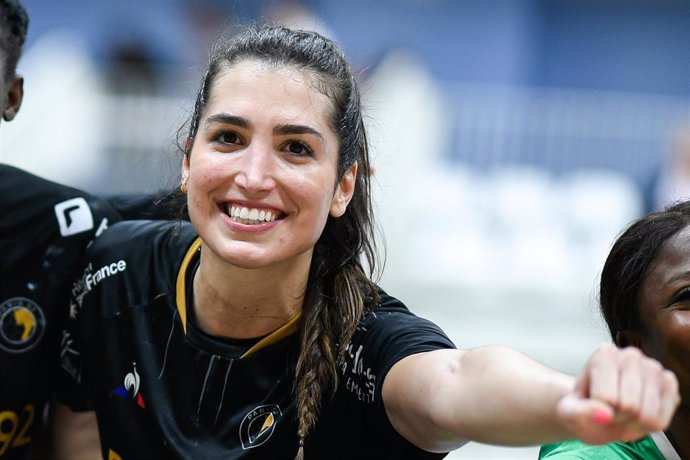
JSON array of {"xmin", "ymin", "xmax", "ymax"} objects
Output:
[
  {"xmin": 0, "ymin": 297, "xmax": 46, "ymax": 353},
  {"xmin": 71, "ymin": 260, "xmax": 127, "ymax": 312},
  {"xmin": 239, "ymin": 404, "xmax": 281, "ymax": 449},
  {"xmin": 54, "ymin": 197, "xmax": 94, "ymax": 236},
  {"xmin": 338, "ymin": 343, "xmax": 376, "ymax": 404}
]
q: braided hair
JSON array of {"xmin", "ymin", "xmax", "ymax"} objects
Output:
[{"xmin": 183, "ymin": 25, "xmax": 380, "ymax": 458}]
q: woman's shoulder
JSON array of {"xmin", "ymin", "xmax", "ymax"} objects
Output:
[
  {"xmin": 73, "ymin": 220, "xmax": 197, "ymax": 314},
  {"xmin": 82, "ymin": 220, "xmax": 197, "ymax": 290},
  {"xmin": 92, "ymin": 219, "xmax": 196, "ymax": 255},
  {"xmin": 353, "ymin": 288, "xmax": 456, "ymax": 350},
  {"xmin": 360, "ymin": 290, "xmax": 441, "ymax": 331}
]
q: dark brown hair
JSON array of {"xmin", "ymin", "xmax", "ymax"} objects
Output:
[
  {"xmin": 600, "ymin": 200, "xmax": 690, "ymax": 344},
  {"xmin": 0, "ymin": 0, "xmax": 28, "ymax": 80},
  {"xmin": 183, "ymin": 25, "xmax": 380, "ymax": 458}
]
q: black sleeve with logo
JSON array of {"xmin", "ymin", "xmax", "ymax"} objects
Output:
[
  {"xmin": 55, "ymin": 219, "xmax": 188, "ymax": 413},
  {"xmin": 0, "ymin": 166, "xmax": 173, "ymax": 459},
  {"xmin": 311, "ymin": 293, "xmax": 457, "ymax": 459},
  {"xmin": 0, "ymin": 165, "xmax": 122, "ymax": 459}
]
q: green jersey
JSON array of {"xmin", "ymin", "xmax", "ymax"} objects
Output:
[{"xmin": 539, "ymin": 433, "xmax": 680, "ymax": 460}]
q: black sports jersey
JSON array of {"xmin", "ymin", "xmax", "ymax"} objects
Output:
[
  {"xmin": 58, "ymin": 220, "xmax": 456, "ymax": 459},
  {"xmin": 0, "ymin": 165, "xmax": 122, "ymax": 459},
  {"xmin": 105, "ymin": 191, "xmax": 183, "ymax": 221}
]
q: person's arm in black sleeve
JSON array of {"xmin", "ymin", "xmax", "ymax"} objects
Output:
[{"xmin": 52, "ymin": 245, "xmax": 104, "ymax": 460}]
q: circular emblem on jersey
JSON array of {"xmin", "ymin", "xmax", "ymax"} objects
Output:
[
  {"xmin": 239, "ymin": 404, "xmax": 282, "ymax": 449},
  {"xmin": 0, "ymin": 297, "xmax": 46, "ymax": 353}
]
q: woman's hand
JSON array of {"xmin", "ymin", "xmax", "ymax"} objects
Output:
[{"xmin": 557, "ymin": 344, "xmax": 680, "ymax": 445}]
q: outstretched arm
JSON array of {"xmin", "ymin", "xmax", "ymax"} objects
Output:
[{"xmin": 382, "ymin": 344, "xmax": 679, "ymax": 453}]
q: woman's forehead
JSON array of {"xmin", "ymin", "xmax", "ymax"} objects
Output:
[
  {"xmin": 644, "ymin": 225, "xmax": 690, "ymax": 288},
  {"xmin": 657, "ymin": 225, "xmax": 690, "ymax": 264},
  {"xmin": 205, "ymin": 60, "xmax": 335, "ymax": 123},
  {"xmin": 214, "ymin": 59, "xmax": 327, "ymax": 96}
]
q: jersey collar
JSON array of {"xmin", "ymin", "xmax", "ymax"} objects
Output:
[{"xmin": 175, "ymin": 237, "xmax": 301, "ymax": 358}]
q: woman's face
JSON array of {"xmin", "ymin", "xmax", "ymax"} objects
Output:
[
  {"xmin": 183, "ymin": 60, "xmax": 356, "ymax": 271},
  {"xmin": 637, "ymin": 225, "xmax": 690, "ymax": 404}
]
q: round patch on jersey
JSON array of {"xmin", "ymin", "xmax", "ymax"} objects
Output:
[
  {"xmin": 240, "ymin": 404, "xmax": 282, "ymax": 449},
  {"xmin": 0, "ymin": 297, "xmax": 47, "ymax": 353}
]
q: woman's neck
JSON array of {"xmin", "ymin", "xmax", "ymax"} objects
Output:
[
  {"xmin": 191, "ymin": 245, "xmax": 310, "ymax": 339},
  {"xmin": 667, "ymin": 405, "xmax": 689, "ymax": 460}
]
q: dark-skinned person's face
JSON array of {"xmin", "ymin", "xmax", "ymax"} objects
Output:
[{"xmin": 636, "ymin": 225, "xmax": 690, "ymax": 406}]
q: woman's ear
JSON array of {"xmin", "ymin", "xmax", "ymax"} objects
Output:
[
  {"xmin": 2, "ymin": 76, "xmax": 24, "ymax": 122},
  {"xmin": 182, "ymin": 154, "xmax": 190, "ymax": 177},
  {"xmin": 616, "ymin": 330, "xmax": 642, "ymax": 348},
  {"xmin": 180, "ymin": 155, "xmax": 190, "ymax": 193},
  {"xmin": 330, "ymin": 162, "xmax": 357, "ymax": 218}
]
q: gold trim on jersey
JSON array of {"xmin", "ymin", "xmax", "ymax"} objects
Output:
[
  {"xmin": 175, "ymin": 237, "xmax": 202, "ymax": 333},
  {"xmin": 175, "ymin": 237, "xmax": 301, "ymax": 357},
  {"xmin": 240, "ymin": 312, "xmax": 301, "ymax": 358}
]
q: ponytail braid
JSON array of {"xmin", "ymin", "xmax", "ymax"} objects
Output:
[
  {"xmin": 181, "ymin": 26, "xmax": 380, "ymax": 458},
  {"xmin": 293, "ymin": 255, "xmax": 377, "ymax": 459}
]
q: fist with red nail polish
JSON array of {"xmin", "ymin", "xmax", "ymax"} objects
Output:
[{"xmin": 556, "ymin": 343, "xmax": 679, "ymax": 445}]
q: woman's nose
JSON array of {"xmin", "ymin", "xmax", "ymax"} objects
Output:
[{"xmin": 234, "ymin": 143, "xmax": 277, "ymax": 193}]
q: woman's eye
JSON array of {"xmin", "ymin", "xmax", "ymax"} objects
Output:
[
  {"xmin": 216, "ymin": 131, "xmax": 239, "ymax": 145},
  {"xmin": 285, "ymin": 141, "xmax": 312, "ymax": 156},
  {"xmin": 673, "ymin": 287, "xmax": 690, "ymax": 304}
]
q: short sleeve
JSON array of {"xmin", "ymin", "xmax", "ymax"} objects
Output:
[
  {"xmin": 55, "ymin": 252, "xmax": 100, "ymax": 412},
  {"xmin": 346, "ymin": 294, "xmax": 455, "ymax": 399},
  {"xmin": 336, "ymin": 293, "xmax": 455, "ymax": 456},
  {"xmin": 55, "ymin": 224, "xmax": 128, "ymax": 411}
]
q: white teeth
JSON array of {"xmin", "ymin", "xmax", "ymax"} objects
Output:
[{"xmin": 227, "ymin": 205, "xmax": 277, "ymax": 224}]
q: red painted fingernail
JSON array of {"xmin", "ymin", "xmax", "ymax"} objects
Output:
[{"xmin": 592, "ymin": 408, "xmax": 613, "ymax": 425}]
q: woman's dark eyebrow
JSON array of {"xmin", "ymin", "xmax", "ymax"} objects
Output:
[
  {"xmin": 274, "ymin": 124, "xmax": 325, "ymax": 142},
  {"xmin": 666, "ymin": 269, "xmax": 690, "ymax": 284},
  {"xmin": 204, "ymin": 113, "xmax": 251, "ymax": 129},
  {"xmin": 203, "ymin": 115, "xmax": 324, "ymax": 143}
]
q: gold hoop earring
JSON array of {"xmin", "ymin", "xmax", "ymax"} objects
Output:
[{"xmin": 180, "ymin": 175, "xmax": 188, "ymax": 194}]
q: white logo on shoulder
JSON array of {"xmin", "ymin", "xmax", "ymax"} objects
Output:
[
  {"xmin": 55, "ymin": 197, "xmax": 94, "ymax": 236},
  {"xmin": 70, "ymin": 260, "xmax": 127, "ymax": 312},
  {"xmin": 85, "ymin": 260, "xmax": 127, "ymax": 291},
  {"xmin": 339, "ymin": 343, "xmax": 376, "ymax": 404}
]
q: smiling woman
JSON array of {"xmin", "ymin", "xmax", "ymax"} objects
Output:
[
  {"xmin": 541, "ymin": 201, "xmax": 690, "ymax": 459},
  {"xmin": 52, "ymin": 25, "xmax": 679, "ymax": 460}
]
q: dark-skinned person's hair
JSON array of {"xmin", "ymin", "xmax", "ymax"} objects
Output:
[
  {"xmin": 0, "ymin": 0, "xmax": 28, "ymax": 80},
  {"xmin": 600, "ymin": 200, "xmax": 690, "ymax": 345},
  {"xmin": 182, "ymin": 25, "xmax": 380, "ymax": 459}
]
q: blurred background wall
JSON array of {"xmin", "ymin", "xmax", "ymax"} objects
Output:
[{"xmin": 2, "ymin": 1, "xmax": 690, "ymax": 458}]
